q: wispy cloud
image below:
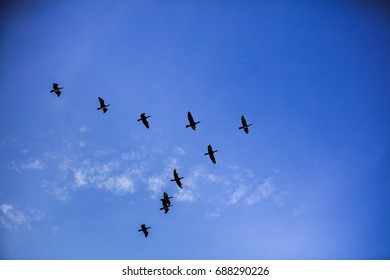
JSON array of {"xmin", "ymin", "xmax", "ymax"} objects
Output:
[
  {"xmin": 4, "ymin": 133, "xmax": 288, "ymax": 218},
  {"xmin": 79, "ymin": 126, "xmax": 88, "ymax": 133},
  {"xmin": 227, "ymin": 184, "xmax": 248, "ymax": 205},
  {"xmin": 0, "ymin": 203, "xmax": 49, "ymax": 230},
  {"xmin": 176, "ymin": 189, "xmax": 197, "ymax": 202},
  {"xmin": 245, "ymin": 178, "xmax": 275, "ymax": 206},
  {"xmin": 146, "ymin": 176, "xmax": 166, "ymax": 198},
  {"xmin": 38, "ymin": 148, "xmax": 147, "ymax": 200},
  {"xmin": 0, "ymin": 204, "xmax": 31, "ymax": 229},
  {"xmin": 20, "ymin": 159, "xmax": 45, "ymax": 171},
  {"xmin": 145, "ymin": 157, "xmax": 180, "ymax": 199},
  {"xmin": 63, "ymin": 158, "xmax": 138, "ymax": 195}
]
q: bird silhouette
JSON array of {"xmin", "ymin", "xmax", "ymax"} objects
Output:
[
  {"xmin": 185, "ymin": 111, "xmax": 200, "ymax": 130},
  {"xmin": 97, "ymin": 97, "xmax": 110, "ymax": 113},
  {"xmin": 170, "ymin": 169, "xmax": 184, "ymax": 188},
  {"xmin": 239, "ymin": 115, "xmax": 253, "ymax": 134},
  {"xmin": 137, "ymin": 113, "xmax": 151, "ymax": 128},
  {"xmin": 138, "ymin": 224, "xmax": 151, "ymax": 237},
  {"xmin": 204, "ymin": 144, "xmax": 218, "ymax": 164},
  {"xmin": 50, "ymin": 83, "xmax": 63, "ymax": 97},
  {"xmin": 160, "ymin": 192, "xmax": 173, "ymax": 214}
]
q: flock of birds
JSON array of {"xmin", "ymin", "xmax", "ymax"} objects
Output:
[{"xmin": 50, "ymin": 83, "xmax": 253, "ymax": 238}]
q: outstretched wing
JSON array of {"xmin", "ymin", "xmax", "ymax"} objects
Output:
[
  {"xmin": 241, "ymin": 115, "xmax": 248, "ymax": 127},
  {"xmin": 187, "ymin": 111, "xmax": 194, "ymax": 124},
  {"xmin": 98, "ymin": 97, "xmax": 105, "ymax": 107}
]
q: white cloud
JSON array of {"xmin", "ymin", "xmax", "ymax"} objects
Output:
[
  {"xmin": 103, "ymin": 174, "xmax": 136, "ymax": 195},
  {"xmin": 245, "ymin": 178, "xmax": 275, "ymax": 206},
  {"xmin": 51, "ymin": 186, "xmax": 70, "ymax": 202},
  {"xmin": 175, "ymin": 189, "xmax": 196, "ymax": 202},
  {"xmin": 21, "ymin": 159, "xmax": 44, "ymax": 170},
  {"xmin": 74, "ymin": 170, "xmax": 87, "ymax": 186},
  {"xmin": 0, "ymin": 204, "xmax": 31, "ymax": 229},
  {"xmin": 147, "ymin": 175, "xmax": 167, "ymax": 199},
  {"xmin": 206, "ymin": 210, "xmax": 221, "ymax": 219},
  {"xmin": 228, "ymin": 184, "xmax": 247, "ymax": 205},
  {"xmin": 45, "ymin": 151, "xmax": 147, "ymax": 199},
  {"xmin": 173, "ymin": 146, "xmax": 186, "ymax": 156},
  {"xmin": 164, "ymin": 157, "xmax": 179, "ymax": 173},
  {"xmin": 79, "ymin": 126, "xmax": 87, "ymax": 133}
]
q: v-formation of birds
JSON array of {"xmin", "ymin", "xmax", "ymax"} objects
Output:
[{"xmin": 50, "ymin": 83, "xmax": 253, "ymax": 237}]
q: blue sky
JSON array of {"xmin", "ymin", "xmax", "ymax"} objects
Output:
[{"xmin": 0, "ymin": 0, "xmax": 389, "ymax": 259}]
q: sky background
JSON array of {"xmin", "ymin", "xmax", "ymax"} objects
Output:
[{"xmin": 0, "ymin": 0, "xmax": 389, "ymax": 260}]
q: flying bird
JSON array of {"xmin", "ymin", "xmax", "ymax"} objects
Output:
[
  {"xmin": 50, "ymin": 83, "xmax": 63, "ymax": 97},
  {"xmin": 239, "ymin": 115, "xmax": 253, "ymax": 134},
  {"xmin": 138, "ymin": 224, "xmax": 151, "ymax": 237},
  {"xmin": 137, "ymin": 113, "xmax": 151, "ymax": 128},
  {"xmin": 185, "ymin": 111, "xmax": 200, "ymax": 130},
  {"xmin": 170, "ymin": 169, "xmax": 184, "ymax": 189},
  {"xmin": 97, "ymin": 97, "xmax": 110, "ymax": 113},
  {"xmin": 204, "ymin": 144, "xmax": 218, "ymax": 164},
  {"xmin": 160, "ymin": 192, "xmax": 173, "ymax": 214}
]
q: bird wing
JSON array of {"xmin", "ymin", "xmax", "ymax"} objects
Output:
[
  {"xmin": 187, "ymin": 112, "xmax": 194, "ymax": 124},
  {"xmin": 241, "ymin": 116, "xmax": 248, "ymax": 127},
  {"xmin": 98, "ymin": 97, "xmax": 105, "ymax": 107}
]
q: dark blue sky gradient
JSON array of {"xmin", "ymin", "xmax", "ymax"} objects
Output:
[{"xmin": 0, "ymin": 0, "xmax": 389, "ymax": 259}]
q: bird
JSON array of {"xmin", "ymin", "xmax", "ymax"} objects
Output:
[
  {"xmin": 97, "ymin": 97, "xmax": 110, "ymax": 113},
  {"xmin": 204, "ymin": 144, "xmax": 218, "ymax": 164},
  {"xmin": 170, "ymin": 169, "xmax": 184, "ymax": 189},
  {"xmin": 138, "ymin": 224, "xmax": 151, "ymax": 237},
  {"xmin": 239, "ymin": 115, "xmax": 253, "ymax": 134},
  {"xmin": 50, "ymin": 83, "xmax": 63, "ymax": 97},
  {"xmin": 137, "ymin": 113, "xmax": 151, "ymax": 128},
  {"xmin": 185, "ymin": 111, "xmax": 200, "ymax": 130},
  {"xmin": 160, "ymin": 192, "xmax": 173, "ymax": 214}
]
